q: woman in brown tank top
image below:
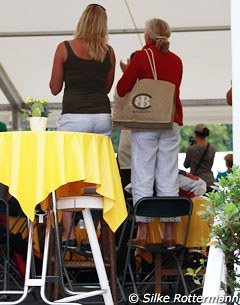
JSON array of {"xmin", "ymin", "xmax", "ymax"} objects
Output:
[{"xmin": 49, "ymin": 4, "xmax": 116, "ymax": 253}]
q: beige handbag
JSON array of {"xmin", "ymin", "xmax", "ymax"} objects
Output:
[{"xmin": 112, "ymin": 48, "xmax": 176, "ymax": 130}]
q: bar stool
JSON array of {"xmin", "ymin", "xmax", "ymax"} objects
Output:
[{"xmin": 49, "ymin": 193, "xmax": 115, "ymax": 305}]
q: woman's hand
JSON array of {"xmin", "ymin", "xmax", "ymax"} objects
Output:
[{"xmin": 120, "ymin": 59, "xmax": 130, "ymax": 73}]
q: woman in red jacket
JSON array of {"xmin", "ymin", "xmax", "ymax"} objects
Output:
[{"xmin": 116, "ymin": 18, "xmax": 183, "ymax": 249}]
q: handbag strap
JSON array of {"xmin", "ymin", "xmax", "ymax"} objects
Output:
[
  {"xmin": 143, "ymin": 48, "xmax": 157, "ymax": 80},
  {"xmin": 195, "ymin": 143, "xmax": 210, "ymax": 172}
]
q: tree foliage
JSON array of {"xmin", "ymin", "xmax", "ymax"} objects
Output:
[
  {"xmin": 180, "ymin": 124, "xmax": 232, "ymax": 153},
  {"xmin": 112, "ymin": 124, "xmax": 233, "ymax": 153}
]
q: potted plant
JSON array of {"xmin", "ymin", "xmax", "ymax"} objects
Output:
[
  {"xmin": 21, "ymin": 98, "xmax": 50, "ymax": 131},
  {"xmin": 190, "ymin": 165, "xmax": 240, "ymax": 297}
]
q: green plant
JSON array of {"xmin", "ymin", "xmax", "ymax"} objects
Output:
[
  {"xmin": 186, "ymin": 248, "xmax": 208, "ymax": 293},
  {"xmin": 21, "ymin": 98, "xmax": 50, "ymax": 117},
  {"xmin": 198, "ymin": 165, "xmax": 240, "ymax": 295}
]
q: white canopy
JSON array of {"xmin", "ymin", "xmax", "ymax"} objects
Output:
[{"xmin": 0, "ymin": 0, "xmax": 232, "ymax": 128}]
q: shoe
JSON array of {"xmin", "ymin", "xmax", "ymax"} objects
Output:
[
  {"xmin": 163, "ymin": 239, "xmax": 176, "ymax": 250},
  {"xmin": 131, "ymin": 238, "xmax": 147, "ymax": 248},
  {"xmin": 76, "ymin": 240, "xmax": 93, "ymax": 258},
  {"xmin": 62, "ymin": 239, "xmax": 77, "ymax": 249}
]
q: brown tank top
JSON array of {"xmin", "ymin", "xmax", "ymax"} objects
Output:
[{"xmin": 62, "ymin": 41, "xmax": 111, "ymax": 114}]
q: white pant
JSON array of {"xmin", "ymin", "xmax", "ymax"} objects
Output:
[
  {"xmin": 57, "ymin": 113, "xmax": 112, "ymax": 136},
  {"xmin": 131, "ymin": 123, "xmax": 181, "ymax": 222}
]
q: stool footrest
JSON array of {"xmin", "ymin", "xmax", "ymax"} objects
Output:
[
  {"xmin": 0, "ymin": 291, "xmax": 24, "ymax": 295},
  {"xmin": 63, "ymin": 260, "xmax": 111, "ymax": 269},
  {"xmin": 63, "ymin": 260, "xmax": 95, "ymax": 268},
  {"xmin": 25, "ymin": 279, "xmax": 44, "ymax": 286},
  {"xmin": 54, "ymin": 289, "xmax": 107, "ymax": 303}
]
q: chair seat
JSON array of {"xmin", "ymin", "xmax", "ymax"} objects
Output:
[{"xmin": 57, "ymin": 195, "xmax": 103, "ymax": 210}]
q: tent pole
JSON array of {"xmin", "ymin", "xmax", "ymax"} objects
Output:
[{"xmin": 231, "ymin": 0, "xmax": 240, "ymax": 165}]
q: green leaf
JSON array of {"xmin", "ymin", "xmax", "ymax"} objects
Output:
[
  {"xmin": 31, "ymin": 102, "xmax": 44, "ymax": 112},
  {"xmin": 195, "ymin": 266, "xmax": 203, "ymax": 274},
  {"xmin": 194, "ymin": 279, "xmax": 201, "ymax": 285},
  {"xmin": 21, "ymin": 109, "xmax": 31, "ymax": 117},
  {"xmin": 225, "ymin": 202, "xmax": 237, "ymax": 215},
  {"xmin": 186, "ymin": 268, "xmax": 194, "ymax": 276},
  {"xmin": 32, "ymin": 107, "xmax": 42, "ymax": 117},
  {"xmin": 205, "ymin": 205, "xmax": 215, "ymax": 214}
]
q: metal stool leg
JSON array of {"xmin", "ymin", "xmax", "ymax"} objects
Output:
[
  {"xmin": 82, "ymin": 208, "xmax": 114, "ymax": 305},
  {"xmin": 39, "ymin": 208, "xmax": 79, "ymax": 305},
  {"xmin": 39, "ymin": 192, "xmax": 114, "ymax": 305}
]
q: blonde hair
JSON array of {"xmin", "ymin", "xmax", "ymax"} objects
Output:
[
  {"xmin": 74, "ymin": 4, "xmax": 108, "ymax": 62},
  {"xmin": 145, "ymin": 18, "xmax": 171, "ymax": 53}
]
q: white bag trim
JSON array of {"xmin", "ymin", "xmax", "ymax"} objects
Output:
[{"xmin": 143, "ymin": 48, "xmax": 157, "ymax": 80}]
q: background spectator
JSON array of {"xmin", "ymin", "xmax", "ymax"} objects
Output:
[
  {"xmin": 184, "ymin": 123, "xmax": 216, "ymax": 192},
  {"xmin": 0, "ymin": 121, "xmax": 7, "ymax": 132},
  {"xmin": 216, "ymin": 153, "xmax": 233, "ymax": 181}
]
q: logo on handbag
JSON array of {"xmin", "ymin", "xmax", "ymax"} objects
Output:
[{"xmin": 132, "ymin": 94, "xmax": 152, "ymax": 110}]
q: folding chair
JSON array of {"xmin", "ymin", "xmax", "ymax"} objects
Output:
[
  {"xmin": 122, "ymin": 196, "xmax": 193, "ymax": 298},
  {"xmin": 0, "ymin": 198, "xmax": 10, "ymax": 293},
  {"xmin": 0, "ymin": 198, "xmax": 26, "ymax": 302}
]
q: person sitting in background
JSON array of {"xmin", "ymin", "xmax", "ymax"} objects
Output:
[
  {"xmin": 117, "ymin": 130, "xmax": 132, "ymax": 200},
  {"xmin": 178, "ymin": 170, "xmax": 207, "ymax": 198},
  {"xmin": 116, "ymin": 51, "xmax": 137, "ymax": 200},
  {"xmin": 0, "ymin": 121, "xmax": 7, "ymax": 132},
  {"xmin": 184, "ymin": 123, "xmax": 216, "ymax": 193},
  {"xmin": 216, "ymin": 153, "xmax": 233, "ymax": 181}
]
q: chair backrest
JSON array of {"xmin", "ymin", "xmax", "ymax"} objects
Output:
[
  {"xmin": 134, "ymin": 196, "xmax": 193, "ymax": 218},
  {"xmin": 133, "ymin": 196, "xmax": 193, "ymax": 246}
]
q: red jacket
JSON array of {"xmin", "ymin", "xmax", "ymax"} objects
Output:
[{"xmin": 116, "ymin": 41, "xmax": 183, "ymax": 125}]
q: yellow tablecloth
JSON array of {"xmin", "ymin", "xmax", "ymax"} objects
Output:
[{"xmin": 0, "ymin": 131, "xmax": 127, "ymax": 232}]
